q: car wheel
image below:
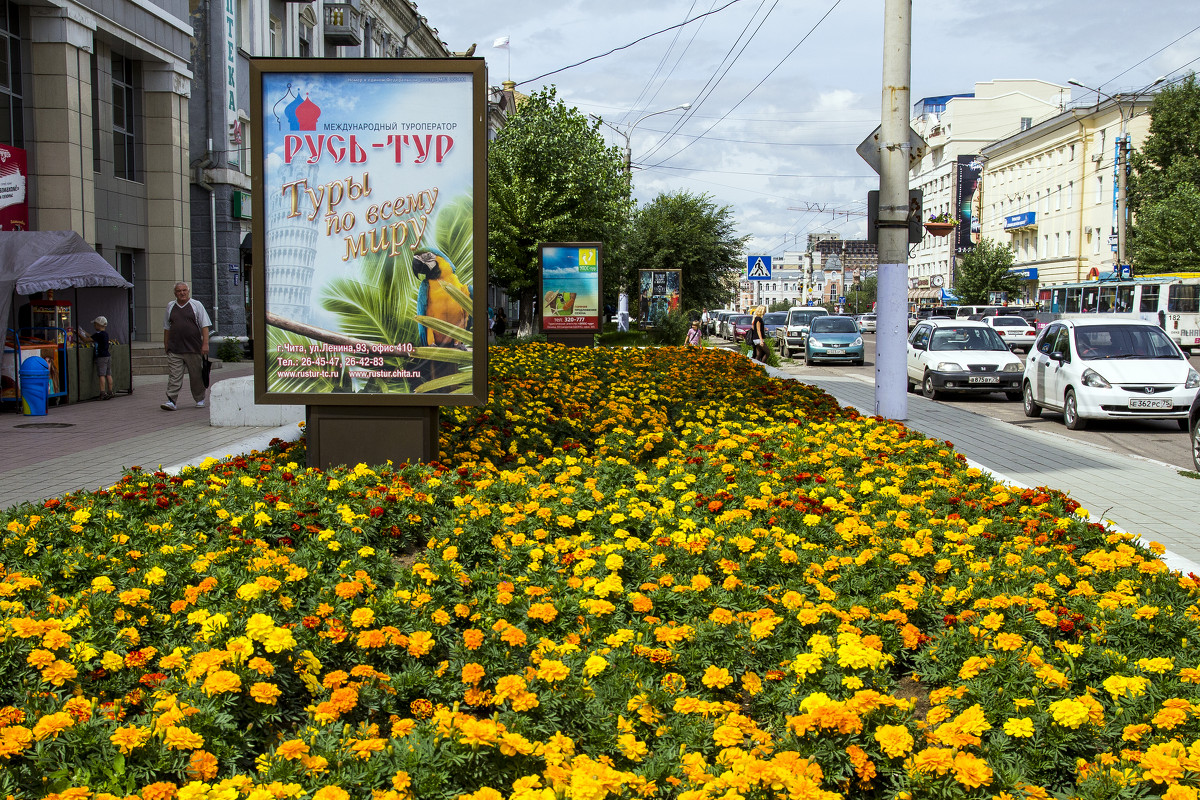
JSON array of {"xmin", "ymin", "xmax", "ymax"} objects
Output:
[
  {"xmin": 907, "ymin": 379, "xmax": 916, "ymax": 393},
  {"xmin": 852, "ymin": 359, "xmax": 864, "ymax": 367},
  {"xmin": 1022, "ymin": 382, "xmax": 1041, "ymax": 418},
  {"xmin": 1064, "ymin": 389, "xmax": 1086, "ymax": 430},
  {"xmin": 1192, "ymin": 418, "xmax": 1200, "ymax": 472},
  {"xmin": 804, "ymin": 350, "xmax": 813, "ymax": 366},
  {"xmin": 1179, "ymin": 418, "xmax": 1190, "ymax": 432},
  {"xmin": 922, "ymin": 373, "xmax": 942, "ymax": 401}
]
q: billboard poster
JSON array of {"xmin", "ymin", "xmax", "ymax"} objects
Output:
[
  {"xmin": 0, "ymin": 145, "xmax": 28, "ymax": 231},
  {"xmin": 538, "ymin": 243, "xmax": 601, "ymax": 332},
  {"xmin": 955, "ymin": 155, "xmax": 982, "ymax": 254},
  {"xmin": 250, "ymin": 59, "xmax": 487, "ymax": 406},
  {"xmin": 638, "ymin": 269, "xmax": 682, "ymax": 327}
]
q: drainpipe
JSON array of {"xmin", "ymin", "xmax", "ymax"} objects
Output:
[{"xmin": 192, "ymin": 142, "xmax": 218, "ymax": 334}]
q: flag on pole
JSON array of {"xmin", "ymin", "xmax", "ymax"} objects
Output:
[{"xmin": 493, "ymin": 36, "xmax": 510, "ymax": 48}]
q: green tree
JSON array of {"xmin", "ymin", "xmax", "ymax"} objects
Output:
[
  {"xmin": 952, "ymin": 239, "xmax": 1022, "ymax": 304},
  {"xmin": 619, "ymin": 190, "xmax": 747, "ymax": 313},
  {"xmin": 1128, "ymin": 73, "xmax": 1200, "ymax": 273},
  {"xmin": 845, "ymin": 275, "xmax": 877, "ymax": 316},
  {"xmin": 488, "ymin": 88, "xmax": 633, "ymax": 330}
]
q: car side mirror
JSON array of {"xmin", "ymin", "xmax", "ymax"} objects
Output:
[{"xmin": 1050, "ymin": 351, "xmax": 1066, "ymax": 362}]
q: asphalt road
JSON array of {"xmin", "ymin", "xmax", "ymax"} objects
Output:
[{"xmin": 717, "ymin": 332, "xmax": 1200, "ymax": 473}]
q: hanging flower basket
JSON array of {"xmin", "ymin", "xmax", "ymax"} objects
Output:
[{"xmin": 924, "ymin": 221, "xmax": 957, "ymax": 237}]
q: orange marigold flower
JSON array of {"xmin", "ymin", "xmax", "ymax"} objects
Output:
[
  {"xmin": 186, "ymin": 749, "xmax": 219, "ymax": 781},
  {"xmin": 952, "ymin": 751, "xmax": 993, "ymax": 789},
  {"xmin": 463, "ymin": 629, "xmax": 484, "ymax": 649},
  {"xmin": 201, "ymin": 670, "xmax": 242, "ymax": 696},
  {"xmin": 312, "ymin": 787, "xmax": 350, "ymax": 800},
  {"xmin": 500, "ymin": 626, "xmax": 528, "ymax": 647},
  {"xmin": 407, "ymin": 630, "xmax": 435, "ymax": 657},
  {"xmin": 527, "ymin": 602, "xmax": 558, "ymax": 623},
  {"xmin": 139, "ymin": 782, "xmax": 178, "ymax": 800},
  {"xmin": 276, "ymin": 739, "xmax": 310, "ymax": 760},
  {"xmin": 109, "ymin": 725, "xmax": 152, "ymax": 755},
  {"xmin": 537, "ymin": 660, "xmax": 569, "ymax": 682},
  {"xmin": 701, "ymin": 665, "xmax": 733, "ymax": 689},
  {"xmin": 874, "ymin": 724, "xmax": 914, "ymax": 758},
  {"xmin": 249, "ymin": 682, "xmax": 282, "ymax": 705},
  {"xmin": 461, "ymin": 663, "xmax": 486, "ymax": 685},
  {"xmin": 32, "ymin": 712, "xmax": 74, "ymax": 741},
  {"xmin": 163, "ymin": 725, "xmax": 204, "ymax": 750}
]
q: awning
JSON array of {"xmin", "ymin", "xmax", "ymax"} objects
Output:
[{"xmin": 907, "ymin": 288, "xmax": 941, "ymax": 300}]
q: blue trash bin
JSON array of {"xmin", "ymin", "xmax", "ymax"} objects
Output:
[{"xmin": 19, "ymin": 356, "xmax": 50, "ymax": 416}]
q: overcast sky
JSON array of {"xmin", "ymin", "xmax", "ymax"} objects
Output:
[{"xmin": 428, "ymin": 1, "xmax": 1200, "ymax": 258}]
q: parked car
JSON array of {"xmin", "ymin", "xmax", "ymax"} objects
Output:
[
  {"xmin": 716, "ymin": 311, "xmax": 736, "ymax": 339},
  {"xmin": 907, "ymin": 313, "xmax": 921, "ymax": 331},
  {"xmin": 762, "ymin": 311, "xmax": 788, "ymax": 339},
  {"xmin": 907, "ymin": 319, "xmax": 1024, "ymax": 400},
  {"xmin": 729, "ymin": 314, "xmax": 753, "ymax": 343},
  {"xmin": 1021, "ymin": 319, "xmax": 1200, "ymax": 430},
  {"xmin": 1191, "ymin": 391, "xmax": 1200, "ymax": 471},
  {"xmin": 856, "ymin": 313, "xmax": 877, "ymax": 333},
  {"xmin": 707, "ymin": 309, "xmax": 734, "ymax": 337},
  {"xmin": 805, "ymin": 315, "xmax": 865, "ymax": 366},
  {"xmin": 955, "ymin": 305, "xmax": 1005, "ymax": 319},
  {"xmin": 778, "ymin": 307, "xmax": 830, "ymax": 357},
  {"xmin": 983, "ymin": 315, "xmax": 1038, "ymax": 353}
]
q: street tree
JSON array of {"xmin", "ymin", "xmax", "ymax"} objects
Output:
[
  {"xmin": 619, "ymin": 190, "xmax": 747, "ymax": 314},
  {"xmin": 953, "ymin": 239, "xmax": 1022, "ymax": 304},
  {"xmin": 488, "ymin": 87, "xmax": 633, "ymax": 331},
  {"xmin": 1128, "ymin": 73, "xmax": 1200, "ymax": 273},
  {"xmin": 845, "ymin": 275, "xmax": 877, "ymax": 316}
]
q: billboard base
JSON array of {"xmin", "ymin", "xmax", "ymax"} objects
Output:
[
  {"xmin": 307, "ymin": 405, "xmax": 439, "ymax": 469},
  {"xmin": 545, "ymin": 333, "xmax": 595, "ymax": 348}
]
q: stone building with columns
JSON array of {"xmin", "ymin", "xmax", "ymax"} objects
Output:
[{"xmin": 5, "ymin": 0, "xmax": 192, "ymax": 341}]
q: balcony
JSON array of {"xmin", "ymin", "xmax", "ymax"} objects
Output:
[{"xmin": 324, "ymin": 3, "xmax": 362, "ymax": 46}]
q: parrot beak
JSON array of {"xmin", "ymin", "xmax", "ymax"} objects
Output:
[{"xmin": 412, "ymin": 251, "xmax": 439, "ymax": 279}]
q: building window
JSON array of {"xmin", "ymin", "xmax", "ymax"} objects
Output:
[
  {"xmin": 1054, "ymin": 233, "xmax": 1060, "ymax": 257},
  {"xmin": 0, "ymin": 0, "xmax": 24, "ymax": 148},
  {"xmin": 269, "ymin": 17, "xmax": 281, "ymax": 56},
  {"xmin": 90, "ymin": 53, "xmax": 100, "ymax": 172},
  {"xmin": 299, "ymin": 23, "xmax": 312, "ymax": 57},
  {"xmin": 112, "ymin": 54, "xmax": 140, "ymax": 182},
  {"xmin": 1065, "ymin": 230, "xmax": 1071, "ymax": 254},
  {"xmin": 1096, "ymin": 175, "xmax": 1104, "ymax": 204},
  {"xmin": 1020, "ymin": 117, "xmax": 1032, "ymax": 131},
  {"xmin": 1067, "ymin": 181, "xmax": 1073, "ymax": 209}
]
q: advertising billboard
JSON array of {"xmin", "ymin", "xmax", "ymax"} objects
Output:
[
  {"xmin": 250, "ymin": 59, "xmax": 487, "ymax": 406},
  {"xmin": 638, "ymin": 269, "xmax": 682, "ymax": 327},
  {"xmin": 954, "ymin": 155, "xmax": 982, "ymax": 254},
  {"xmin": 538, "ymin": 243, "xmax": 601, "ymax": 332},
  {"xmin": 0, "ymin": 145, "xmax": 28, "ymax": 231}
]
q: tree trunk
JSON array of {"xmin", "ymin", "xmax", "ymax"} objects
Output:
[{"xmin": 517, "ymin": 286, "xmax": 536, "ymax": 337}]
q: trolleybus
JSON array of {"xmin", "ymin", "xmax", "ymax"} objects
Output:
[{"xmin": 1036, "ymin": 273, "xmax": 1200, "ymax": 353}]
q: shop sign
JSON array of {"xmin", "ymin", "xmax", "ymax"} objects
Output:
[{"xmin": 0, "ymin": 144, "xmax": 28, "ymax": 230}]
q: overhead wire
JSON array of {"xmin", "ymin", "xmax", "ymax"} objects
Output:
[
  {"xmin": 620, "ymin": 1, "xmax": 701, "ymax": 126},
  {"xmin": 626, "ymin": 1, "xmax": 714, "ymax": 125}
]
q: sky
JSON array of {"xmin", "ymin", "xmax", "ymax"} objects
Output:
[{"xmin": 427, "ymin": 1, "xmax": 1200, "ymax": 259}]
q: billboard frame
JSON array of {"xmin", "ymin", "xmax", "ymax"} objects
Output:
[{"xmin": 537, "ymin": 242, "xmax": 603, "ymax": 334}]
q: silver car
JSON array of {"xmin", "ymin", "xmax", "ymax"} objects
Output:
[{"xmin": 856, "ymin": 313, "xmax": 877, "ymax": 333}]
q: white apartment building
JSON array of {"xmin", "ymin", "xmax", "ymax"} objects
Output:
[
  {"xmin": 980, "ymin": 94, "xmax": 1154, "ymax": 300},
  {"xmin": 909, "ymin": 80, "xmax": 1068, "ymax": 306}
]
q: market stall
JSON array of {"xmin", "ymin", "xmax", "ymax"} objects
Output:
[{"xmin": 1, "ymin": 231, "xmax": 133, "ymax": 408}]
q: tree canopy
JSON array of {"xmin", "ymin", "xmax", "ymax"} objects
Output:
[
  {"xmin": 488, "ymin": 87, "xmax": 633, "ymax": 326},
  {"xmin": 953, "ymin": 239, "xmax": 1023, "ymax": 304},
  {"xmin": 1128, "ymin": 73, "xmax": 1200, "ymax": 273},
  {"xmin": 618, "ymin": 190, "xmax": 747, "ymax": 314}
]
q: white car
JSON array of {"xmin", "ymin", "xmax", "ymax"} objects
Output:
[
  {"xmin": 983, "ymin": 315, "xmax": 1038, "ymax": 353},
  {"xmin": 907, "ymin": 319, "xmax": 1025, "ymax": 400},
  {"xmin": 856, "ymin": 313, "xmax": 877, "ymax": 333},
  {"xmin": 1022, "ymin": 319, "xmax": 1200, "ymax": 430}
]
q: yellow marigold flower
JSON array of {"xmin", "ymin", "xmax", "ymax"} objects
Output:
[
  {"xmin": 617, "ymin": 733, "xmax": 648, "ymax": 762},
  {"xmin": 249, "ymin": 682, "xmax": 282, "ymax": 705},
  {"xmin": 1137, "ymin": 657, "xmax": 1175, "ymax": 674},
  {"xmin": 109, "ymin": 725, "xmax": 152, "ymax": 755},
  {"xmin": 1122, "ymin": 723, "xmax": 1152, "ymax": 742},
  {"xmin": 874, "ymin": 724, "xmax": 913, "ymax": 758},
  {"xmin": 1142, "ymin": 741, "xmax": 1187, "ymax": 784},
  {"xmin": 702, "ymin": 665, "xmax": 733, "ymax": 689},
  {"xmin": 1048, "ymin": 698, "xmax": 1090, "ymax": 729},
  {"xmin": 350, "ymin": 608, "xmax": 375, "ymax": 628},
  {"xmin": 537, "ymin": 659, "xmax": 569, "ymax": 682},
  {"xmin": 163, "ymin": 725, "xmax": 205, "ymax": 750},
  {"xmin": 584, "ymin": 655, "xmax": 609, "ymax": 677},
  {"xmin": 40, "ymin": 660, "xmax": 78, "ymax": 687},
  {"xmin": 712, "ymin": 724, "xmax": 743, "ymax": 747},
  {"xmin": 407, "ymin": 630, "xmax": 435, "ymax": 657},
  {"xmin": 993, "ymin": 632, "xmax": 1023, "ymax": 651},
  {"xmin": 1003, "ymin": 717, "xmax": 1034, "ymax": 738},
  {"xmin": 202, "ymin": 670, "xmax": 242, "ymax": 696},
  {"xmin": 311, "ymin": 787, "xmax": 350, "ymax": 800},
  {"xmin": 32, "ymin": 712, "xmax": 74, "ymax": 741}
]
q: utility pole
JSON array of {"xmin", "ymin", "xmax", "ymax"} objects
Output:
[{"xmin": 875, "ymin": 0, "xmax": 912, "ymax": 419}]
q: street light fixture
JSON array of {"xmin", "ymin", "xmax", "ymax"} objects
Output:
[
  {"xmin": 1067, "ymin": 76, "xmax": 1165, "ymax": 269},
  {"xmin": 622, "ymin": 103, "xmax": 691, "ymax": 173}
]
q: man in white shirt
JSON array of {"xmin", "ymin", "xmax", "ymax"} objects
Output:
[{"xmin": 161, "ymin": 282, "xmax": 211, "ymax": 410}]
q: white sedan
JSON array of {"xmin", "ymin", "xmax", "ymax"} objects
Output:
[
  {"xmin": 1022, "ymin": 319, "xmax": 1200, "ymax": 430},
  {"xmin": 983, "ymin": 315, "xmax": 1037, "ymax": 353}
]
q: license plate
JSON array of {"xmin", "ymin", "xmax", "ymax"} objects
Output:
[
  {"xmin": 1129, "ymin": 398, "xmax": 1171, "ymax": 409},
  {"xmin": 968, "ymin": 376, "xmax": 999, "ymax": 384},
  {"xmin": 825, "ymin": 349, "xmax": 845, "ymax": 354}
]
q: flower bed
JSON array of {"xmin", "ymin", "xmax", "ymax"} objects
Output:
[{"xmin": 1, "ymin": 343, "xmax": 1199, "ymax": 800}]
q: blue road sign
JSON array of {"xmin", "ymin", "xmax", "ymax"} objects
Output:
[{"xmin": 747, "ymin": 255, "xmax": 771, "ymax": 280}]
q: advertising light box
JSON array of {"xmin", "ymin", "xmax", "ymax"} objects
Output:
[
  {"xmin": 250, "ymin": 59, "xmax": 487, "ymax": 406},
  {"xmin": 538, "ymin": 243, "xmax": 602, "ymax": 332}
]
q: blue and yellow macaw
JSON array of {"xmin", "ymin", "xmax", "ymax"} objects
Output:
[{"xmin": 412, "ymin": 247, "xmax": 472, "ymax": 348}]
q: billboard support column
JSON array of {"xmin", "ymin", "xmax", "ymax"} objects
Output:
[{"xmin": 307, "ymin": 405, "xmax": 438, "ymax": 469}]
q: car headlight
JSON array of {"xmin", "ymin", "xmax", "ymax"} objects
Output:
[
  {"xmin": 1003, "ymin": 362, "xmax": 1023, "ymax": 372},
  {"xmin": 808, "ymin": 339, "xmax": 823, "ymax": 348},
  {"xmin": 1187, "ymin": 368, "xmax": 1200, "ymax": 389},
  {"xmin": 934, "ymin": 362, "xmax": 964, "ymax": 372},
  {"xmin": 852, "ymin": 337, "xmax": 863, "ymax": 346},
  {"xmin": 1081, "ymin": 368, "xmax": 1111, "ymax": 388}
]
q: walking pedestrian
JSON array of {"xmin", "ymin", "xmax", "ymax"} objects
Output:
[
  {"xmin": 686, "ymin": 320, "xmax": 701, "ymax": 346},
  {"xmin": 161, "ymin": 282, "xmax": 211, "ymax": 410},
  {"xmin": 492, "ymin": 307, "xmax": 507, "ymax": 339},
  {"xmin": 750, "ymin": 306, "xmax": 770, "ymax": 362}
]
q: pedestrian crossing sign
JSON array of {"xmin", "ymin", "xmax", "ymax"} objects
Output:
[{"xmin": 747, "ymin": 255, "xmax": 771, "ymax": 280}]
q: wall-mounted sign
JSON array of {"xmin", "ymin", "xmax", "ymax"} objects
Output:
[
  {"xmin": 0, "ymin": 145, "xmax": 28, "ymax": 231},
  {"xmin": 250, "ymin": 58, "xmax": 487, "ymax": 407},
  {"xmin": 538, "ymin": 243, "xmax": 601, "ymax": 332},
  {"xmin": 1004, "ymin": 212, "xmax": 1037, "ymax": 230}
]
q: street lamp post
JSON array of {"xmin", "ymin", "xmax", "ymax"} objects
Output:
[
  {"xmin": 621, "ymin": 103, "xmax": 691, "ymax": 173},
  {"xmin": 1067, "ymin": 77, "xmax": 1165, "ymax": 269}
]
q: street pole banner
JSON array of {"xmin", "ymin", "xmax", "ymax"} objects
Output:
[
  {"xmin": 538, "ymin": 243, "xmax": 602, "ymax": 332},
  {"xmin": 638, "ymin": 269, "xmax": 681, "ymax": 327},
  {"xmin": 249, "ymin": 59, "xmax": 487, "ymax": 406}
]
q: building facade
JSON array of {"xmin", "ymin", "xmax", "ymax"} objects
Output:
[
  {"xmin": 1, "ymin": 0, "xmax": 193, "ymax": 341},
  {"xmin": 980, "ymin": 94, "xmax": 1154, "ymax": 300},
  {"xmin": 908, "ymin": 80, "xmax": 1067, "ymax": 306},
  {"xmin": 187, "ymin": 0, "xmax": 457, "ymax": 339}
]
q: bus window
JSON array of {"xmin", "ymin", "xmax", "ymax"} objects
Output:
[
  {"xmin": 1098, "ymin": 286, "xmax": 1116, "ymax": 312},
  {"xmin": 1082, "ymin": 288, "xmax": 1098, "ymax": 312},
  {"xmin": 1168, "ymin": 284, "xmax": 1200, "ymax": 313},
  {"xmin": 1140, "ymin": 285, "xmax": 1160, "ymax": 313},
  {"xmin": 1050, "ymin": 288, "xmax": 1065, "ymax": 313},
  {"xmin": 1066, "ymin": 288, "xmax": 1082, "ymax": 313},
  {"xmin": 1115, "ymin": 285, "xmax": 1134, "ymax": 312}
]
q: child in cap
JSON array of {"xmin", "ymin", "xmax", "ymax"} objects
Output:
[{"xmin": 88, "ymin": 316, "xmax": 113, "ymax": 399}]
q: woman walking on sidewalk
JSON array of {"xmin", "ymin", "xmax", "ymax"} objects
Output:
[{"xmin": 749, "ymin": 306, "xmax": 770, "ymax": 362}]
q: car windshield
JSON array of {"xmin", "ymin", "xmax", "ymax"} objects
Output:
[
  {"xmin": 789, "ymin": 311, "xmax": 826, "ymax": 325},
  {"xmin": 811, "ymin": 316, "xmax": 858, "ymax": 334},
  {"xmin": 731, "ymin": 315, "xmax": 752, "ymax": 325},
  {"xmin": 1074, "ymin": 325, "xmax": 1182, "ymax": 360},
  {"xmin": 993, "ymin": 316, "xmax": 1029, "ymax": 327},
  {"xmin": 764, "ymin": 313, "xmax": 787, "ymax": 325},
  {"xmin": 929, "ymin": 326, "xmax": 1008, "ymax": 352}
]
